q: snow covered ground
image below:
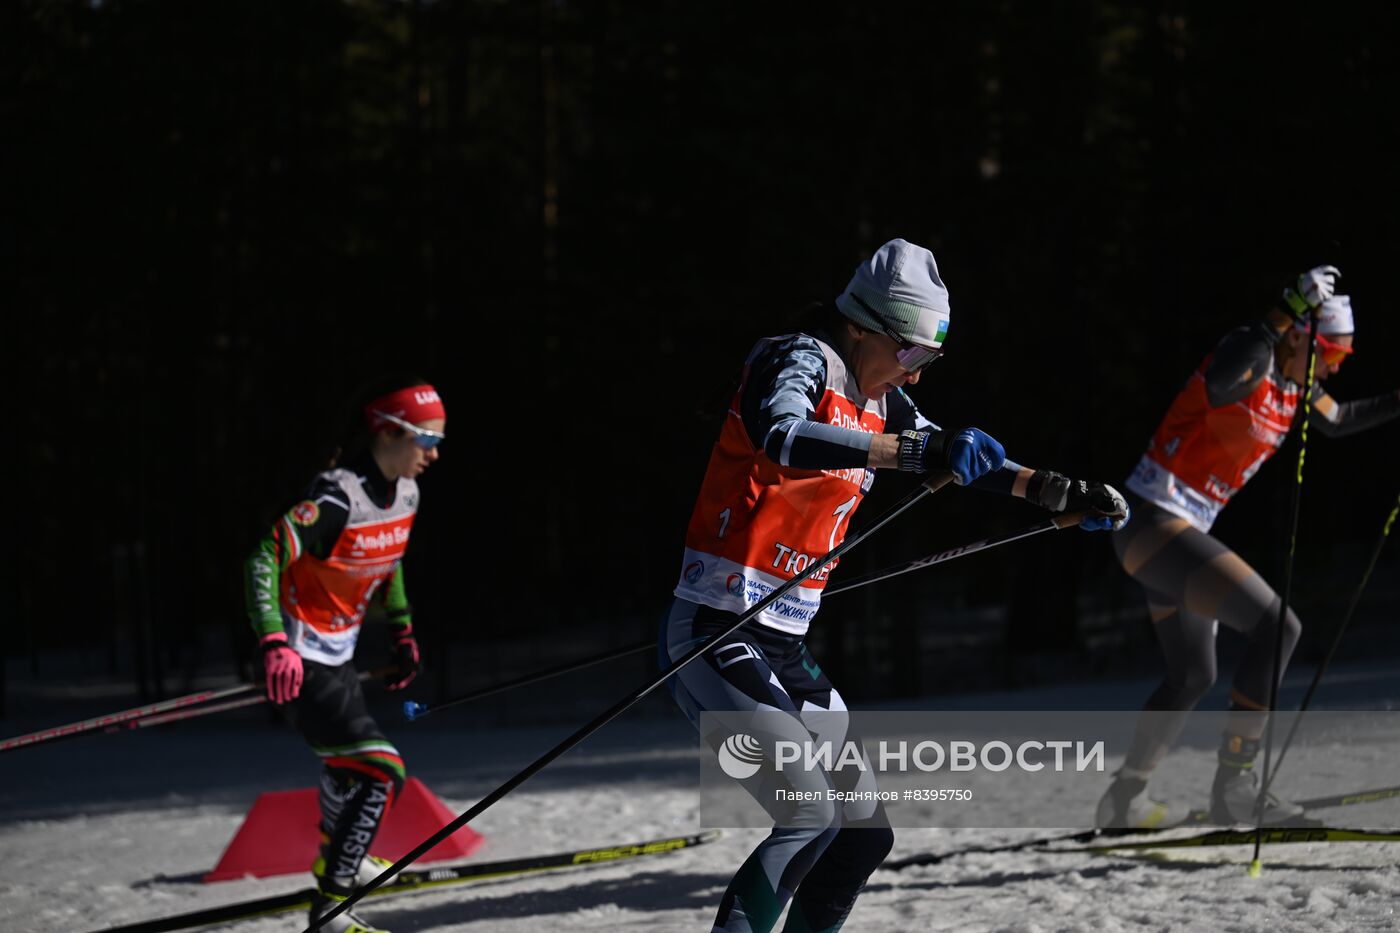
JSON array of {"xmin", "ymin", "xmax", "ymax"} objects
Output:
[{"xmin": 2, "ymin": 661, "xmax": 1399, "ymax": 932}]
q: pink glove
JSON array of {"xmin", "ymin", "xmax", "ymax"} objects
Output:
[
  {"xmin": 260, "ymin": 633, "xmax": 304, "ymax": 704},
  {"xmin": 387, "ymin": 624, "xmax": 421, "ymax": 691}
]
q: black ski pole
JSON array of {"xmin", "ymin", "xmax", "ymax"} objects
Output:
[
  {"xmin": 1259, "ymin": 490, "xmax": 1400, "ymax": 796},
  {"xmin": 307, "ymin": 472, "xmax": 955, "ymax": 931},
  {"xmin": 402, "ymin": 508, "xmax": 1093, "ymax": 723},
  {"xmin": 402, "ymin": 644, "xmax": 655, "ymax": 721},
  {"xmin": 823, "ymin": 510, "xmax": 1090, "ymax": 595},
  {"xmin": 1251, "ymin": 311, "xmax": 1320, "ymax": 876}
]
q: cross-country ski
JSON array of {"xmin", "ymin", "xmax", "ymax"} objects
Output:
[{"xmin": 97, "ymin": 833, "xmax": 720, "ymax": 933}]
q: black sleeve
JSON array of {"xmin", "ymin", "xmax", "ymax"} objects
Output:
[
  {"xmin": 1309, "ymin": 387, "xmax": 1400, "ymax": 438},
  {"xmin": 1202, "ymin": 322, "xmax": 1281, "ymax": 408},
  {"xmin": 884, "ymin": 386, "xmax": 940, "ymax": 435}
]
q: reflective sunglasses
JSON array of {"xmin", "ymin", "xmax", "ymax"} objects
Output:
[
  {"xmin": 847, "ymin": 293, "xmax": 944, "ymax": 372},
  {"xmin": 373, "ymin": 410, "xmax": 446, "ymax": 449},
  {"xmin": 1315, "ymin": 332, "xmax": 1354, "ymax": 366}
]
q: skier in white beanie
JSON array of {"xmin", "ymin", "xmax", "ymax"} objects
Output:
[
  {"xmin": 1102, "ymin": 266, "xmax": 1400, "ymax": 830},
  {"xmin": 663, "ymin": 238, "xmax": 1130, "ymax": 932}
]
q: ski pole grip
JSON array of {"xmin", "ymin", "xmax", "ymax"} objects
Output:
[
  {"xmin": 1052, "ymin": 510, "xmax": 1091, "ymax": 530},
  {"xmin": 362, "ymin": 665, "xmax": 400, "ymax": 683},
  {"xmin": 922, "ymin": 471, "xmax": 956, "ymax": 494}
]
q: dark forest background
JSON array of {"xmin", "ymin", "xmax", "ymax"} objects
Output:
[{"xmin": 8, "ymin": 0, "xmax": 1400, "ymax": 716}]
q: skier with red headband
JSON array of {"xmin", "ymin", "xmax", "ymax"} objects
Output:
[
  {"xmin": 244, "ymin": 377, "xmax": 446, "ymax": 933},
  {"xmin": 663, "ymin": 238, "xmax": 1130, "ymax": 933},
  {"xmin": 1098, "ymin": 267, "xmax": 1400, "ymax": 830}
]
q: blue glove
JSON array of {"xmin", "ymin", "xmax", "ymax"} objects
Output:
[
  {"xmin": 945, "ymin": 428, "xmax": 1006, "ymax": 486},
  {"xmin": 895, "ymin": 427, "xmax": 1005, "ymax": 485},
  {"xmin": 1029, "ymin": 472, "xmax": 1130, "ymax": 531}
]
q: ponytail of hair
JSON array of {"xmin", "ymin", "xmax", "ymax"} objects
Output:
[{"xmin": 326, "ymin": 372, "xmax": 431, "ymax": 469}]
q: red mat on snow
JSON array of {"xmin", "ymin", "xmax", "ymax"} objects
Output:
[{"xmin": 204, "ymin": 777, "xmax": 485, "ymax": 882}]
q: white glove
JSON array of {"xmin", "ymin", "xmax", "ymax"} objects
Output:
[{"xmin": 1283, "ymin": 264, "xmax": 1341, "ymax": 317}]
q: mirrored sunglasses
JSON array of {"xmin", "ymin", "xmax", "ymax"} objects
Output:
[
  {"xmin": 373, "ymin": 410, "xmax": 446, "ymax": 449},
  {"xmin": 848, "ymin": 293, "xmax": 945, "ymax": 372},
  {"xmin": 1315, "ymin": 333, "xmax": 1354, "ymax": 366}
]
